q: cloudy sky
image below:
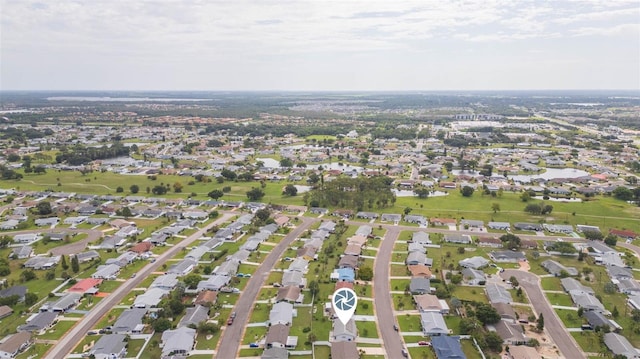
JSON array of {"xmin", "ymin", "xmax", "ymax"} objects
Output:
[{"xmin": 1, "ymin": 0, "xmax": 639, "ymax": 91}]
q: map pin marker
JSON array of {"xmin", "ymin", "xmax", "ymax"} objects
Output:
[{"xmin": 332, "ymin": 288, "xmax": 358, "ymax": 325}]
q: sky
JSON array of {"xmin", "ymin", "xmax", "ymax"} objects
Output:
[{"xmin": 1, "ymin": 0, "xmax": 639, "ymax": 91}]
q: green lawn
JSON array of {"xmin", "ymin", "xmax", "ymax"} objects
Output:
[
  {"xmin": 408, "ymin": 346, "xmax": 436, "ymax": 359},
  {"xmin": 397, "ymin": 313, "xmax": 422, "ymax": 332},
  {"xmin": 127, "ymin": 339, "xmax": 146, "ymax": 357},
  {"xmin": 572, "ymin": 331, "xmax": 608, "ymax": 353},
  {"xmin": 355, "ymin": 321, "xmax": 378, "ymax": 338},
  {"xmin": 546, "ymin": 292, "xmax": 574, "ymax": 307},
  {"xmin": 37, "ymin": 320, "xmax": 76, "ymax": 340},
  {"xmin": 451, "ymin": 286, "xmax": 488, "ymax": 303},
  {"xmin": 392, "ymin": 293, "xmax": 415, "ymax": 311},
  {"xmin": 541, "ymin": 277, "xmax": 564, "ymax": 291},
  {"xmin": 556, "ymin": 308, "xmax": 583, "ymax": 328}
]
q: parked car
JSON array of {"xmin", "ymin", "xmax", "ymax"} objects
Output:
[
  {"xmin": 418, "ymin": 341, "xmax": 431, "ymax": 346},
  {"xmin": 227, "ymin": 317, "xmax": 234, "ymax": 325},
  {"xmin": 393, "ymin": 324, "xmax": 399, "ymax": 331},
  {"xmin": 249, "ymin": 343, "xmax": 259, "ymax": 348}
]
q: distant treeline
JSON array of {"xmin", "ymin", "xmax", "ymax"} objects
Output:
[
  {"xmin": 303, "ymin": 176, "xmax": 396, "ymax": 210},
  {"xmin": 55, "ymin": 142, "xmax": 129, "ymax": 165}
]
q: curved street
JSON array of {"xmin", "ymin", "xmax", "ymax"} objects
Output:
[
  {"xmin": 501, "ymin": 269, "xmax": 585, "ymax": 359},
  {"xmin": 215, "ymin": 216, "xmax": 317, "ymax": 359}
]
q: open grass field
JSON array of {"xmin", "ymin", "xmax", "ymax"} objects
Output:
[{"xmin": 5, "ymin": 169, "xmax": 639, "ymax": 234}]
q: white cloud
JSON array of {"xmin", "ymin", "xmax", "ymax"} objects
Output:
[{"xmin": 1, "ymin": 0, "xmax": 638, "ymax": 90}]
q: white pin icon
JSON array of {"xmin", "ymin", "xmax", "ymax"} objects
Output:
[{"xmin": 332, "ymin": 288, "xmax": 357, "ymax": 325}]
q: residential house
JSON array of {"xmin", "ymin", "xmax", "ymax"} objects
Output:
[
  {"xmin": 197, "ymin": 275, "xmax": 231, "ymax": 292},
  {"xmin": 411, "ymin": 231, "xmax": 431, "ymax": 244},
  {"xmin": 603, "ymin": 333, "xmax": 640, "ymax": 358},
  {"xmin": 410, "ymin": 277, "xmax": 431, "ymax": 294},
  {"xmin": 133, "ymin": 287, "xmax": 168, "ymax": 308},
  {"xmin": 420, "ymin": 311, "xmax": 449, "ymax": 335},
  {"xmin": 462, "ymin": 268, "xmax": 486, "ymax": 285},
  {"xmin": 332, "ymin": 318, "xmax": 357, "ymax": 342},
  {"xmin": 413, "ymin": 294, "xmax": 449, "ymax": 314},
  {"xmin": 560, "ymin": 278, "xmax": 595, "ymax": 295},
  {"xmin": 74, "ymin": 251, "xmax": 100, "ymax": 263},
  {"xmin": 330, "ymin": 341, "xmax": 359, "ymax": 359},
  {"xmin": 261, "ymin": 348, "xmax": 289, "ymax": 359},
  {"xmin": 477, "ymin": 236, "xmax": 503, "ymax": 248},
  {"xmin": 112, "ymin": 308, "xmax": 147, "ymax": 334},
  {"xmin": 40, "ymin": 293, "xmax": 81, "ymax": 313},
  {"xmin": 92, "ymin": 264, "xmax": 120, "ymax": 280},
  {"xmin": 0, "ymin": 286, "xmax": 26, "ymax": 302},
  {"xmin": 11, "ymin": 246, "xmax": 33, "ymax": 259},
  {"xmin": 514, "ymin": 223, "xmax": 543, "ymax": 232},
  {"xmin": 18, "ymin": 312, "xmax": 57, "ymax": 333},
  {"xmin": 541, "ymin": 260, "xmax": 578, "ymax": 276},
  {"xmin": 431, "ymin": 335, "xmax": 466, "ymax": 359},
  {"xmin": 90, "ymin": 334, "xmax": 127, "ymax": 359},
  {"xmin": 489, "ymin": 251, "xmax": 526, "ymax": 263},
  {"xmin": 486, "ymin": 283, "xmax": 513, "ymax": 304},
  {"xmin": 194, "ymin": 290, "xmax": 218, "ymax": 307},
  {"xmin": 492, "ymin": 320, "xmax": 527, "ymax": 345},
  {"xmin": 23, "ymin": 256, "xmax": 60, "ymax": 270},
  {"xmin": 269, "ymin": 302, "xmax": 294, "ymax": 326},
  {"xmin": 488, "ymin": 222, "xmax": 510, "ymax": 231},
  {"xmin": 167, "ymin": 259, "xmax": 197, "ymax": 276},
  {"xmin": 179, "ymin": 305, "xmax": 209, "ymax": 328},
  {"xmin": 0, "ymin": 305, "xmax": 13, "ymax": 320},
  {"xmin": 443, "ymin": 234, "xmax": 472, "ymax": 244},
  {"xmin": 276, "ymin": 286, "xmax": 303, "ymax": 304},
  {"xmin": 0, "ymin": 332, "xmax": 31, "ymax": 359},
  {"xmin": 458, "ymin": 256, "xmax": 489, "ymax": 269},
  {"xmin": 406, "ymin": 252, "xmax": 429, "ymax": 266},
  {"xmin": 266, "ymin": 324, "xmax": 291, "ymax": 348},
  {"xmin": 161, "ymin": 326, "xmax": 196, "ymax": 357},
  {"xmin": 151, "ymin": 274, "xmax": 179, "ymax": 291},
  {"xmin": 68, "ymin": 278, "xmax": 102, "ymax": 295}
]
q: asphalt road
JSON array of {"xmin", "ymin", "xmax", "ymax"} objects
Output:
[
  {"xmin": 44, "ymin": 213, "xmax": 234, "ymax": 359},
  {"xmin": 501, "ymin": 269, "xmax": 586, "ymax": 359},
  {"xmin": 215, "ymin": 216, "xmax": 317, "ymax": 359},
  {"xmin": 373, "ymin": 226, "xmax": 405, "ymax": 359},
  {"xmin": 619, "ymin": 241, "xmax": 640, "ymax": 259}
]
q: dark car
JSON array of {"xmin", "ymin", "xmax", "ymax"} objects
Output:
[{"xmin": 393, "ymin": 324, "xmax": 399, "ymax": 331}]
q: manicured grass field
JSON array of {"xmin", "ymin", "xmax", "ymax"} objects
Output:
[
  {"xmin": 546, "ymin": 292, "xmax": 573, "ymax": 307},
  {"xmin": 355, "ymin": 320, "xmax": 379, "ymax": 338},
  {"xmin": 541, "ymin": 276, "xmax": 564, "ymax": 291}
]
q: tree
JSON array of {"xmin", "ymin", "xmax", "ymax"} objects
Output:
[
  {"xmin": 358, "ymin": 266, "xmax": 373, "ymax": 281},
  {"xmin": 612, "ymin": 306, "xmax": 619, "ymax": 318},
  {"xmin": 604, "ymin": 282, "xmax": 617, "ymax": 294},
  {"xmin": 255, "ymin": 208, "xmax": 271, "ymax": 222},
  {"xmin": 485, "ymin": 331, "xmax": 503, "ymax": 352},
  {"xmin": 130, "ymin": 184, "xmax": 140, "ymax": 194},
  {"xmin": 71, "ymin": 255, "xmax": 80, "ymax": 273},
  {"xmin": 36, "ymin": 201, "xmax": 52, "ymax": 215},
  {"xmin": 604, "ymin": 234, "xmax": 618, "ymax": 246},
  {"xmin": 280, "ymin": 158, "xmax": 294, "ymax": 168},
  {"xmin": 541, "ymin": 204, "xmax": 553, "ymax": 214},
  {"xmin": 20, "ymin": 269, "xmax": 37, "ymax": 282},
  {"xmin": 33, "ymin": 166, "xmax": 46, "ymax": 174},
  {"xmin": 183, "ymin": 274, "xmax": 203, "ymax": 289},
  {"xmin": 524, "ymin": 203, "xmax": 542, "ymax": 215},
  {"xmin": 173, "ymin": 182, "xmax": 183, "ymax": 193},
  {"xmin": 246, "ymin": 187, "xmax": 265, "ymax": 201},
  {"xmin": 499, "ymin": 233, "xmax": 521, "ymax": 250},
  {"xmin": 613, "ymin": 186, "xmax": 633, "ymax": 201},
  {"xmin": 25, "ymin": 292, "xmax": 38, "ymax": 306},
  {"xmin": 153, "ymin": 318, "xmax": 172, "ymax": 332},
  {"xmin": 444, "ymin": 162, "xmax": 453, "ymax": 172},
  {"xmin": 536, "ymin": 313, "xmax": 544, "ymax": 331},
  {"xmin": 283, "ymin": 184, "xmax": 298, "ymax": 196},
  {"xmin": 584, "ymin": 230, "xmax": 604, "ymax": 241},
  {"xmin": 152, "ymin": 185, "xmax": 168, "ymax": 195},
  {"xmin": 475, "ymin": 303, "xmax": 500, "ymax": 325},
  {"xmin": 520, "ymin": 191, "xmax": 531, "ymax": 202},
  {"xmin": 117, "ymin": 206, "xmax": 132, "ymax": 218},
  {"xmin": 61, "ymin": 255, "xmax": 69, "ymax": 270},
  {"xmin": 208, "ymin": 189, "xmax": 224, "ymax": 200},
  {"xmin": 509, "ymin": 276, "xmax": 519, "ymax": 287},
  {"xmin": 197, "ymin": 322, "xmax": 219, "ymax": 335},
  {"xmin": 491, "ymin": 203, "xmax": 500, "ymax": 213},
  {"xmin": 116, "ymin": 186, "xmax": 124, "ymax": 193},
  {"xmin": 461, "ymin": 186, "xmax": 474, "ymax": 197},
  {"xmin": 414, "ymin": 187, "xmax": 430, "ymax": 199},
  {"xmin": 308, "ymin": 280, "xmax": 320, "ymax": 299}
]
